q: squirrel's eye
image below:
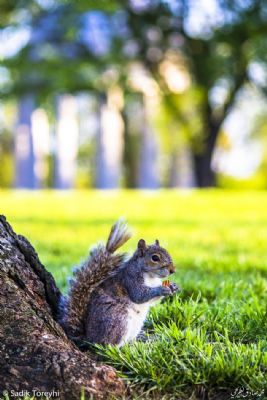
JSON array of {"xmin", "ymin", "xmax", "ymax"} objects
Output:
[{"xmin": 151, "ymin": 254, "xmax": 160, "ymax": 262}]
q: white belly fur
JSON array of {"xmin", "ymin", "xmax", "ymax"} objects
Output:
[{"xmin": 119, "ymin": 273, "xmax": 162, "ymax": 346}]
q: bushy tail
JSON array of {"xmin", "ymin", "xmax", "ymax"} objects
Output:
[
  {"xmin": 106, "ymin": 219, "xmax": 132, "ymax": 252},
  {"xmin": 59, "ymin": 220, "xmax": 132, "ymax": 341}
]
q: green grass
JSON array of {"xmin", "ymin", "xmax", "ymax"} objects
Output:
[{"xmin": 1, "ymin": 190, "xmax": 267, "ymax": 399}]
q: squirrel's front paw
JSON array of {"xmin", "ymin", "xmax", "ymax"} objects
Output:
[
  {"xmin": 160, "ymin": 286, "xmax": 172, "ymax": 296},
  {"xmin": 169, "ymin": 282, "xmax": 180, "ymax": 294},
  {"xmin": 162, "ymin": 280, "xmax": 180, "ymax": 295}
]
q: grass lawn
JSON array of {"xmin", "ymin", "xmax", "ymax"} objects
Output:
[{"xmin": 1, "ymin": 190, "xmax": 267, "ymax": 399}]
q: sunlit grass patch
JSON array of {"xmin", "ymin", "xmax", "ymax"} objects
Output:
[
  {"xmin": 97, "ymin": 333, "xmax": 267, "ymax": 397},
  {"xmin": 0, "ymin": 189, "xmax": 267, "ymax": 398}
]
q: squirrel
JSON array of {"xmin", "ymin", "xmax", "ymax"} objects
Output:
[{"xmin": 59, "ymin": 220, "xmax": 179, "ymax": 346}]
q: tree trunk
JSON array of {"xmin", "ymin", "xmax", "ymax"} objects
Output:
[
  {"xmin": 192, "ymin": 122, "xmax": 220, "ymax": 188},
  {"xmin": 31, "ymin": 108, "xmax": 50, "ymax": 189},
  {"xmin": 122, "ymin": 105, "xmax": 140, "ymax": 188},
  {"xmin": 138, "ymin": 96, "xmax": 159, "ymax": 189},
  {"xmin": 0, "ymin": 216, "xmax": 125, "ymax": 399},
  {"xmin": 193, "ymin": 152, "xmax": 216, "ymax": 188},
  {"xmin": 14, "ymin": 95, "xmax": 35, "ymax": 189},
  {"xmin": 95, "ymin": 91, "xmax": 124, "ymax": 189},
  {"xmin": 55, "ymin": 95, "xmax": 79, "ymax": 189},
  {"xmin": 169, "ymin": 146, "xmax": 196, "ymax": 188}
]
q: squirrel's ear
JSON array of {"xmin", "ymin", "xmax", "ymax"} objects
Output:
[
  {"xmin": 137, "ymin": 239, "xmax": 147, "ymax": 256},
  {"xmin": 155, "ymin": 239, "xmax": 160, "ymax": 246}
]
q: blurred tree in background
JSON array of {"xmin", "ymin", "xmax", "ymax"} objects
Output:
[{"xmin": 1, "ymin": 0, "xmax": 267, "ymax": 188}]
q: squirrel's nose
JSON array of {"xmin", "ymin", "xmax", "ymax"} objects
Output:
[{"xmin": 169, "ymin": 265, "xmax": 175, "ymax": 274}]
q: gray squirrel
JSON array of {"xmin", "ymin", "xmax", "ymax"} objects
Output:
[{"xmin": 59, "ymin": 220, "xmax": 179, "ymax": 346}]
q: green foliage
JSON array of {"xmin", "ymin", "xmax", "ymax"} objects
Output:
[
  {"xmin": 2, "ymin": 0, "xmax": 267, "ymax": 187},
  {"xmin": 1, "ymin": 190, "xmax": 267, "ymax": 398}
]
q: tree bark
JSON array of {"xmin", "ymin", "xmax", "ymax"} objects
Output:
[{"xmin": 0, "ymin": 216, "xmax": 125, "ymax": 399}]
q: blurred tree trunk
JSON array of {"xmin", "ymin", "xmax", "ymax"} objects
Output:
[
  {"xmin": 95, "ymin": 93, "xmax": 106, "ymax": 188},
  {"xmin": 122, "ymin": 95, "xmax": 142, "ymax": 188},
  {"xmin": 138, "ymin": 126, "xmax": 158, "ymax": 189},
  {"xmin": 186, "ymin": 37, "xmax": 247, "ymax": 188},
  {"xmin": 192, "ymin": 121, "xmax": 219, "ymax": 187},
  {"xmin": 138, "ymin": 96, "xmax": 159, "ymax": 189},
  {"xmin": 95, "ymin": 91, "xmax": 124, "ymax": 189},
  {"xmin": 14, "ymin": 95, "xmax": 35, "ymax": 189},
  {"xmin": 0, "ymin": 215, "xmax": 125, "ymax": 399},
  {"xmin": 55, "ymin": 95, "xmax": 79, "ymax": 189},
  {"xmin": 122, "ymin": 109, "xmax": 136, "ymax": 188},
  {"xmin": 31, "ymin": 109, "xmax": 50, "ymax": 188},
  {"xmin": 169, "ymin": 145, "xmax": 196, "ymax": 188}
]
